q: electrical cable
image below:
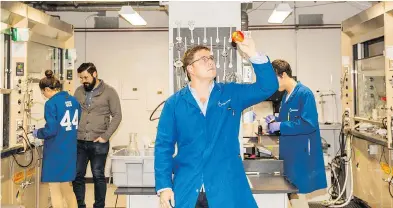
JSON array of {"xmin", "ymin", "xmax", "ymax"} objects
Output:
[
  {"xmin": 343, "ymin": 135, "xmax": 353, "ymax": 163},
  {"xmin": 11, "ymin": 127, "xmax": 34, "ymax": 168},
  {"xmin": 330, "ymin": 137, "xmax": 354, "ymax": 207},
  {"xmin": 324, "ymin": 113, "xmax": 346, "ymax": 202},
  {"xmin": 11, "ymin": 125, "xmax": 42, "ymax": 169},
  {"xmin": 330, "ymin": 163, "xmax": 341, "ymax": 200},
  {"xmin": 324, "ymin": 136, "xmax": 351, "ymax": 206},
  {"xmin": 11, "ymin": 148, "xmax": 33, "ymax": 168},
  {"xmin": 389, "ymin": 178, "xmax": 393, "ymax": 198},
  {"xmin": 150, "ymin": 100, "xmax": 166, "ymax": 121},
  {"xmin": 115, "ymin": 194, "xmax": 118, "ymax": 208},
  {"xmin": 322, "ymin": 115, "xmax": 353, "ymax": 206}
]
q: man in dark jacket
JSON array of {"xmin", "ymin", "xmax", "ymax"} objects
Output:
[{"xmin": 72, "ymin": 63, "xmax": 122, "ymax": 208}]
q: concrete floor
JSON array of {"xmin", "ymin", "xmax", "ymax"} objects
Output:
[{"xmin": 85, "ymin": 184, "xmax": 127, "ymax": 208}]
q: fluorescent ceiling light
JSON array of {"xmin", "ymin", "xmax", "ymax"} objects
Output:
[
  {"xmin": 268, "ymin": 3, "xmax": 293, "ymax": 24},
  {"xmin": 119, "ymin": 6, "xmax": 147, "ymax": 26}
]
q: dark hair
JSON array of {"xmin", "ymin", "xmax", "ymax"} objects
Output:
[
  {"xmin": 182, "ymin": 45, "xmax": 210, "ymax": 81},
  {"xmin": 77, "ymin": 62, "xmax": 97, "ymax": 75},
  {"xmin": 272, "ymin": 59, "xmax": 293, "ymax": 78},
  {"xmin": 39, "ymin": 70, "xmax": 61, "ymax": 90}
]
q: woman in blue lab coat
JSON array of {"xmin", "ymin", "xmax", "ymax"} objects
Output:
[
  {"xmin": 155, "ymin": 36, "xmax": 278, "ymax": 208},
  {"xmin": 266, "ymin": 60, "xmax": 327, "ymax": 208},
  {"xmin": 33, "ymin": 70, "xmax": 80, "ymax": 208}
]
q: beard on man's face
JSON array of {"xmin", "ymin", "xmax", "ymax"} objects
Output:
[{"xmin": 83, "ymin": 77, "xmax": 96, "ymax": 92}]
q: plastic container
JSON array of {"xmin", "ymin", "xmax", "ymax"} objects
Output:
[{"xmin": 111, "ymin": 149, "xmax": 155, "ymax": 187}]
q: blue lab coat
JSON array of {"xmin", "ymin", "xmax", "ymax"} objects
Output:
[
  {"xmin": 277, "ymin": 83, "xmax": 327, "ymax": 194},
  {"xmin": 155, "ymin": 61, "xmax": 278, "ymax": 208},
  {"xmin": 37, "ymin": 91, "xmax": 80, "ymax": 183}
]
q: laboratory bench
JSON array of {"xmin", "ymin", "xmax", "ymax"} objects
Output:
[
  {"xmin": 114, "ymin": 155, "xmax": 298, "ymax": 208},
  {"xmin": 114, "ymin": 174, "xmax": 297, "ymax": 207}
]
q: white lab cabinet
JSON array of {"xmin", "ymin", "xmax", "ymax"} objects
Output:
[
  {"xmin": 253, "ymin": 194, "xmax": 288, "ymax": 207},
  {"xmin": 145, "ymin": 73, "xmax": 167, "ymax": 111},
  {"xmin": 127, "ymin": 195, "xmax": 160, "ymax": 208}
]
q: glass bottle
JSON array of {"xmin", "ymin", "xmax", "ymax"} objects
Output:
[{"xmin": 128, "ymin": 133, "xmax": 140, "ymax": 156}]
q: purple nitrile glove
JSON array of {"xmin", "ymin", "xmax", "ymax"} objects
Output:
[
  {"xmin": 33, "ymin": 129, "xmax": 38, "ymax": 138},
  {"xmin": 268, "ymin": 122, "xmax": 281, "ymax": 134},
  {"xmin": 265, "ymin": 115, "xmax": 276, "ymax": 124}
]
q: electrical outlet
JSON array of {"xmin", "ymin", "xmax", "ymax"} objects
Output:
[
  {"xmin": 368, "ymin": 145, "xmax": 378, "ymax": 155},
  {"xmin": 16, "ymin": 119, "xmax": 23, "ymax": 130}
]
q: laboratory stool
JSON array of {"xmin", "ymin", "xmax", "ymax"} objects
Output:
[{"xmin": 108, "ymin": 145, "xmax": 128, "ymax": 185}]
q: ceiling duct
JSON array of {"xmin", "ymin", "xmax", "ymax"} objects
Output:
[
  {"xmin": 241, "ymin": 3, "xmax": 249, "ymax": 31},
  {"xmin": 94, "ymin": 16, "xmax": 119, "ymax": 29},
  {"xmin": 25, "ymin": 1, "xmax": 166, "ymax": 12},
  {"xmin": 298, "ymin": 14, "xmax": 323, "ymax": 25}
]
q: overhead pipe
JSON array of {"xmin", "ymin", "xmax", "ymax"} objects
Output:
[
  {"xmin": 249, "ymin": 24, "xmax": 341, "ymax": 30},
  {"xmin": 28, "ymin": 2, "xmax": 167, "ymax": 12},
  {"xmin": 74, "ymin": 24, "xmax": 341, "ymax": 33},
  {"xmin": 75, "ymin": 27, "xmax": 169, "ymax": 32},
  {"xmin": 42, "ymin": 5, "xmax": 166, "ymax": 12},
  {"xmin": 249, "ymin": 24, "xmax": 341, "ymax": 28},
  {"xmin": 250, "ymin": 27, "xmax": 341, "ymax": 30}
]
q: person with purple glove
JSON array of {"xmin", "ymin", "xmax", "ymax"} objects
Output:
[
  {"xmin": 33, "ymin": 70, "xmax": 80, "ymax": 208},
  {"xmin": 265, "ymin": 60, "xmax": 326, "ymax": 208},
  {"xmin": 32, "ymin": 129, "xmax": 38, "ymax": 138}
]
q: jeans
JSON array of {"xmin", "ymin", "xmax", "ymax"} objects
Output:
[
  {"xmin": 195, "ymin": 192, "xmax": 209, "ymax": 208},
  {"xmin": 72, "ymin": 140, "xmax": 109, "ymax": 208}
]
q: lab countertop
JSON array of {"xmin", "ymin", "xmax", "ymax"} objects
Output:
[
  {"xmin": 1, "ymin": 144, "xmax": 43, "ymax": 159},
  {"xmin": 114, "ymin": 135, "xmax": 298, "ymax": 196},
  {"xmin": 114, "ymin": 175, "xmax": 297, "ymax": 195}
]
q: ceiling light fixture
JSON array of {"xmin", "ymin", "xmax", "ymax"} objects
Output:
[
  {"xmin": 268, "ymin": 3, "xmax": 293, "ymax": 24},
  {"xmin": 118, "ymin": 6, "xmax": 147, "ymax": 26}
]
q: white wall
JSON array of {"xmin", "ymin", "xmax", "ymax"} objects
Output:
[
  {"xmin": 247, "ymin": 1, "xmax": 369, "ymax": 123},
  {"xmin": 46, "ymin": 1, "xmax": 370, "ymax": 176},
  {"xmin": 74, "ymin": 31, "xmax": 169, "ymax": 176}
]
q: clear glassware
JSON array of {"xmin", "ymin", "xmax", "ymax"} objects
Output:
[
  {"xmin": 355, "ymin": 55, "xmax": 385, "ymax": 118},
  {"xmin": 128, "ymin": 133, "xmax": 140, "ymax": 156}
]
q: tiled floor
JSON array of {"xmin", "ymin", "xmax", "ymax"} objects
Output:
[{"xmin": 85, "ymin": 184, "xmax": 126, "ymax": 208}]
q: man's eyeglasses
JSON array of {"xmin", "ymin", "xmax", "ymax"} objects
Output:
[{"xmin": 188, "ymin": 55, "xmax": 215, "ymax": 66}]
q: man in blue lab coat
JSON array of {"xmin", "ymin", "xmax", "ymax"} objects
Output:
[
  {"xmin": 266, "ymin": 59, "xmax": 327, "ymax": 208},
  {"xmin": 154, "ymin": 36, "xmax": 278, "ymax": 208}
]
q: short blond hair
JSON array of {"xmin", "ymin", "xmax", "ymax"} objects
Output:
[{"xmin": 182, "ymin": 45, "xmax": 210, "ymax": 81}]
